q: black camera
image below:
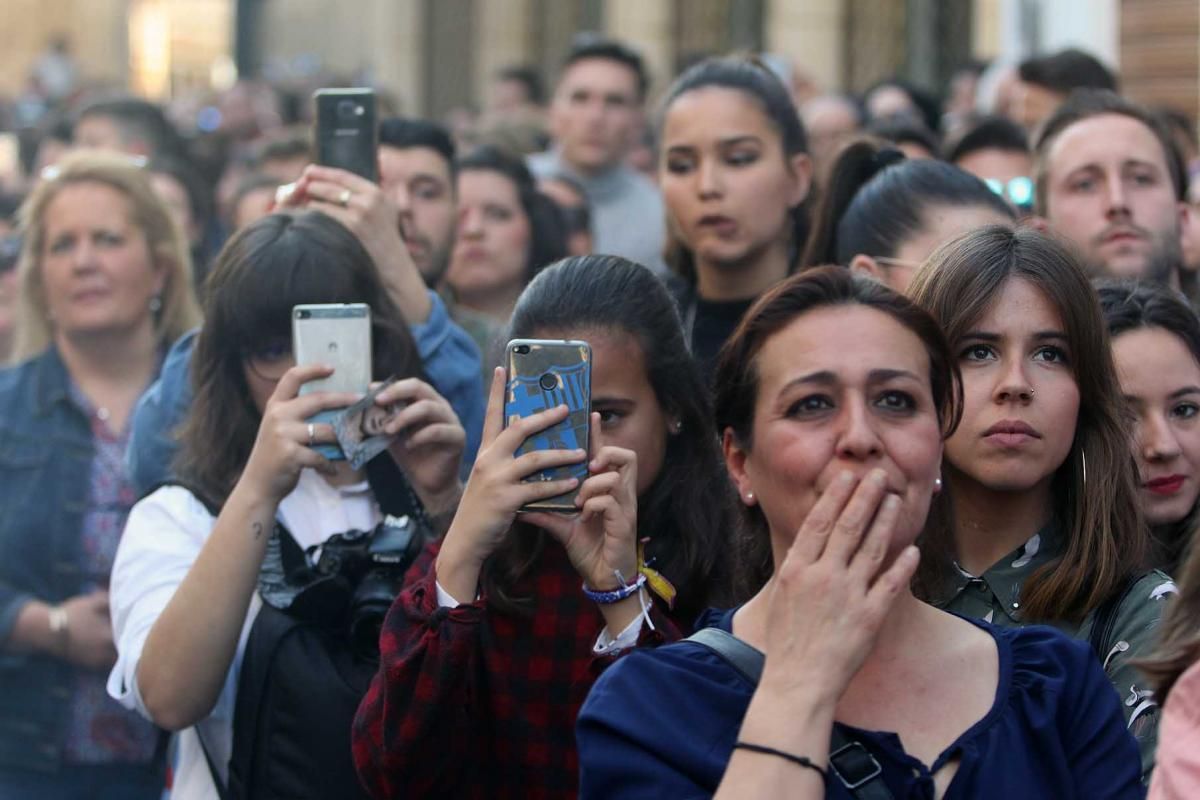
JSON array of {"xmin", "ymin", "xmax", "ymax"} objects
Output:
[
  {"xmin": 259, "ymin": 513, "xmax": 427, "ymax": 659},
  {"xmin": 313, "ymin": 517, "xmax": 424, "ymax": 656}
]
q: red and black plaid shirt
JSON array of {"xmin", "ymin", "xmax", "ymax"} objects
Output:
[{"xmin": 352, "ymin": 540, "xmax": 684, "ymax": 799}]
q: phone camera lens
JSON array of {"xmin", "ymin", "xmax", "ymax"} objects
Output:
[
  {"xmin": 297, "ymin": 310, "xmax": 311, "ymax": 319},
  {"xmin": 337, "ymin": 100, "xmax": 358, "ymax": 120},
  {"xmin": 515, "ymin": 345, "xmax": 530, "ymax": 355},
  {"xmin": 539, "ymin": 373, "xmax": 559, "ymax": 391}
]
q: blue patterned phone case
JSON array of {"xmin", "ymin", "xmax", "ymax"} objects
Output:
[{"xmin": 504, "ymin": 339, "xmax": 591, "ymax": 512}]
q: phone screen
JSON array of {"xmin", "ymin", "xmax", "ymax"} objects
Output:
[
  {"xmin": 314, "ymin": 89, "xmax": 378, "ymax": 183},
  {"xmin": 293, "ymin": 303, "xmax": 372, "ymax": 459},
  {"xmin": 504, "ymin": 339, "xmax": 591, "ymax": 512}
]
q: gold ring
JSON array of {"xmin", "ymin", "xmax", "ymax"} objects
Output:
[{"xmin": 338, "ymin": 189, "xmax": 352, "ymax": 207}]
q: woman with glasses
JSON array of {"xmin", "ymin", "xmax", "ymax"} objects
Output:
[
  {"xmin": 0, "ymin": 152, "xmax": 201, "ymax": 798},
  {"xmin": 800, "ymin": 137, "xmax": 1016, "ymax": 294},
  {"xmin": 107, "ymin": 211, "xmax": 465, "ymax": 799}
]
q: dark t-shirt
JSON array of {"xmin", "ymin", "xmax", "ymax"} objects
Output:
[
  {"xmin": 664, "ymin": 277, "xmax": 755, "ymax": 386},
  {"xmin": 577, "ymin": 607, "xmax": 1143, "ymax": 799}
]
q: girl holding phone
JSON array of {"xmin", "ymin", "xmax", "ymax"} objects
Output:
[
  {"xmin": 107, "ymin": 211, "xmax": 464, "ymax": 799},
  {"xmin": 352, "ymin": 254, "xmax": 739, "ymax": 799}
]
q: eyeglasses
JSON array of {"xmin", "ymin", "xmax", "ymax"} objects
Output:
[
  {"xmin": 872, "ymin": 255, "xmax": 923, "ymax": 271},
  {"xmin": 984, "ymin": 176, "xmax": 1035, "ymax": 212},
  {"xmin": 0, "ymin": 235, "xmax": 20, "ymax": 274},
  {"xmin": 243, "ymin": 340, "xmax": 293, "ymax": 382}
]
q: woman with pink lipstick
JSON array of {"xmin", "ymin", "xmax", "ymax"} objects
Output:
[
  {"xmin": 909, "ymin": 225, "xmax": 1174, "ymax": 783},
  {"xmin": 658, "ymin": 56, "xmax": 813, "ymax": 383},
  {"xmin": 1098, "ymin": 281, "xmax": 1200, "ymax": 576}
]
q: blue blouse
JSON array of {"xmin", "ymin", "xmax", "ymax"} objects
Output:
[{"xmin": 577, "ymin": 608, "xmax": 1143, "ymax": 799}]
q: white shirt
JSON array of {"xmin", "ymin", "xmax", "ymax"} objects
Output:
[{"xmin": 107, "ymin": 469, "xmax": 380, "ymax": 800}]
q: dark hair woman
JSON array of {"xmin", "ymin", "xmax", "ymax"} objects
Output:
[
  {"xmin": 657, "ymin": 56, "xmax": 813, "ymax": 383},
  {"xmin": 352, "ymin": 254, "xmax": 738, "ymax": 799},
  {"xmin": 800, "ymin": 138, "xmax": 1015, "ymax": 294},
  {"xmin": 1098, "ymin": 280, "xmax": 1200, "ymax": 575},
  {"xmin": 108, "ymin": 211, "xmax": 466, "ymax": 799},
  {"xmin": 444, "ymin": 145, "xmax": 568, "ymax": 325},
  {"xmin": 908, "ymin": 225, "xmax": 1174, "ymax": 782},
  {"xmin": 577, "ymin": 267, "xmax": 1141, "ymax": 799}
]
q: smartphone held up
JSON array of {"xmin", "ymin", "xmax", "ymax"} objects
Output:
[
  {"xmin": 293, "ymin": 303, "xmax": 372, "ymax": 461},
  {"xmin": 504, "ymin": 339, "xmax": 592, "ymax": 513},
  {"xmin": 314, "ymin": 88, "xmax": 378, "ymax": 183}
]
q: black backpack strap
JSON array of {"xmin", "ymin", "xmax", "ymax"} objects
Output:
[
  {"xmin": 686, "ymin": 627, "xmax": 893, "ymax": 799},
  {"xmin": 195, "ymin": 726, "xmax": 232, "ymax": 800},
  {"xmin": 1088, "ymin": 575, "xmax": 1139, "ymax": 663}
]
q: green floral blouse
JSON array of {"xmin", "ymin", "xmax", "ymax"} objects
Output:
[{"xmin": 940, "ymin": 525, "xmax": 1176, "ymax": 783}]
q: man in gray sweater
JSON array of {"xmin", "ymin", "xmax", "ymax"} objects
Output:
[{"xmin": 528, "ymin": 37, "xmax": 667, "ymax": 273}]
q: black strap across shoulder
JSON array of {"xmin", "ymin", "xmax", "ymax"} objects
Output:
[
  {"xmin": 1087, "ymin": 575, "xmax": 1139, "ymax": 663},
  {"xmin": 686, "ymin": 627, "xmax": 893, "ymax": 799}
]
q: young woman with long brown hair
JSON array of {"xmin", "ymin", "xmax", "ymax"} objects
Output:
[{"xmin": 908, "ymin": 225, "xmax": 1174, "ymax": 781}]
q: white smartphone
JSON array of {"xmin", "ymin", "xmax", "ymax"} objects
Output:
[{"xmin": 292, "ymin": 303, "xmax": 372, "ymax": 459}]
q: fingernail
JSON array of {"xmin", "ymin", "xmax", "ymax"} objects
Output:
[
  {"xmin": 839, "ymin": 471, "xmax": 855, "ymax": 486},
  {"xmin": 870, "ymin": 470, "xmax": 887, "ymax": 486}
]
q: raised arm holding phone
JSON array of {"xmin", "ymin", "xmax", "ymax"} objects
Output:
[
  {"xmin": 351, "ymin": 255, "xmax": 738, "ymax": 799},
  {"xmin": 107, "ymin": 212, "xmax": 465, "ymax": 799}
]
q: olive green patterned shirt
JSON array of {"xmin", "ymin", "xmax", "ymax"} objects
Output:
[{"xmin": 940, "ymin": 526, "xmax": 1176, "ymax": 783}]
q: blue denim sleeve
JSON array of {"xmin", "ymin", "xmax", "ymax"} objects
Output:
[
  {"xmin": 409, "ymin": 291, "xmax": 484, "ymax": 472},
  {"xmin": 127, "ymin": 329, "xmax": 197, "ymax": 496}
]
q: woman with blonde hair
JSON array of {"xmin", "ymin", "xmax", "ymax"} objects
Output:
[{"xmin": 0, "ymin": 150, "xmax": 200, "ymax": 797}]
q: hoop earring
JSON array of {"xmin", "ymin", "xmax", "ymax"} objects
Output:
[{"xmin": 1080, "ymin": 449, "xmax": 1088, "ymax": 487}]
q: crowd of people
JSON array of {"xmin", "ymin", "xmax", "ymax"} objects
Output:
[{"xmin": 1, "ymin": 27, "xmax": 1200, "ymax": 800}]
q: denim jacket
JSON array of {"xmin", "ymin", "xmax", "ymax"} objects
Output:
[
  {"xmin": 0, "ymin": 347, "xmax": 105, "ymax": 771},
  {"xmin": 127, "ymin": 290, "xmax": 485, "ymax": 495}
]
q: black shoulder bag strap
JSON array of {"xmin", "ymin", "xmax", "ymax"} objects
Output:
[
  {"xmin": 687, "ymin": 627, "xmax": 893, "ymax": 800},
  {"xmin": 1087, "ymin": 575, "xmax": 1139, "ymax": 664}
]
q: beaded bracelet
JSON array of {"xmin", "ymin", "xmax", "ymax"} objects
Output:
[
  {"xmin": 581, "ymin": 572, "xmax": 647, "ymax": 605},
  {"xmin": 732, "ymin": 742, "xmax": 827, "ymax": 784}
]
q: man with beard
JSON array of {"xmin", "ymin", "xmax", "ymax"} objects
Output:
[
  {"xmin": 378, "ymin": 118, "xmax": 502, "ymax": 368},
  {"xmin": 1034, "ymin": 90, "xmax": 1190, "ymax": 288}
]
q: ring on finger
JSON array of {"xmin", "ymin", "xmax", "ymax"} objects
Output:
[
  {"xmin": 338, "ymin": 188, "xmax": 352, "ymax": 207},
  {"xmin": 307, "ymin": 423, "xmax": 316, "ymax": 447}
]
